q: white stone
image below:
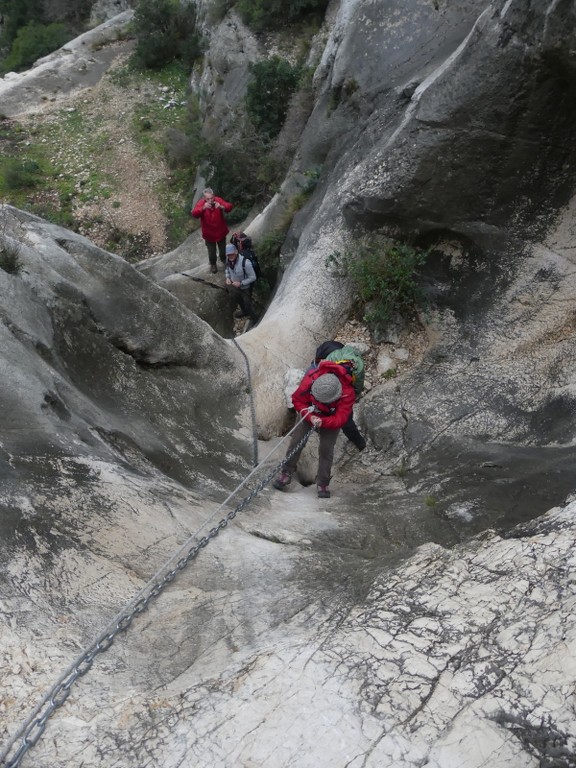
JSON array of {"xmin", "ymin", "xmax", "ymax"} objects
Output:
[{"xmin": 377, "ymin": 352, "xmax": 396, "ymax": 375}]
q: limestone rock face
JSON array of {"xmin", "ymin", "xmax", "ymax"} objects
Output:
[
  {"xmin": 4, "ymin": 2, "xmax": 576, "ymax": 768},
  {"xmin": 240, "ymin": 0, "xmax": 576, "ymax": 442},
  {"xmin": 0, "ymin": 204, "xmax": 249, "ymax": 483}
]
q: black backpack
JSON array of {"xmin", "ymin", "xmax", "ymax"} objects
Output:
[{"xmin": 231, "ymin": 231, "xmax": 262, "ymax": 280}]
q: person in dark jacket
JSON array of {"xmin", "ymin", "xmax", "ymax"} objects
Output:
[
  {"xmin": 191, "ymin": 188, "xmax": 233, "ymax": 273},
  {"xmin": 310, "ymin": 340, "xmax": 366, "ymax": 451},
  {"xmin": 224, "ymin": 243, "xmax": 258, "ymax": 323},
  {"xmin": 273, "ymin": 361, "xmax": 356, "ymax": 498}
]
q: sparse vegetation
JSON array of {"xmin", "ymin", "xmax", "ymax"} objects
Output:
[
  {"xmin": 131, "ymin": 0, "xmax": 204, "ymax": 70},
  {"xmin": 0, "ymin": 158, "xmax": 42, "ymax": 192},
  {"xmin": 246, "ymin": 57, "xmax": 302, "ymax": 141},
  {"xmin": 0, "ymin": 238, "xmax": 23, "ymax": 275},
  {"xmin": 392, "ymin": 461, "xmax": 408, "ymax": 479},
  {"xmin": 237, "ymin": 0, "xmax": 330, "ymax": 31},
  {"xmin": 326, "ymin": 240, "xmax": 429, "ymax": 333}
]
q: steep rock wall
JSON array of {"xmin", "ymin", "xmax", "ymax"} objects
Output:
[{"xmin": 3, "ymin": 2, "xmax": 576, "ymax": 767}]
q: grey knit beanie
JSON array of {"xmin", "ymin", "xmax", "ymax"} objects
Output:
[{"xmin": 311, "ymin": 373, "xmax": 342, "ymax": 403}]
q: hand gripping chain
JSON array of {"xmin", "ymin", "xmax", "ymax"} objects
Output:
[{"xmin": 0, "ymin": 417, "xmax": 315, "ymax": 768}]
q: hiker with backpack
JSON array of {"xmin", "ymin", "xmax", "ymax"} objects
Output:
[
  {"xmin": 230, "ymin": 231, "xmax": 262, "ymax": 280},
  {"xmin": 191, "ymin": 188, "xmax": 233, "ymax": 273},
  {"xmin": 311, "ymin": 340, "xmax": 367, "ymax": 451},
  {"xmin": 224, "ymin": 242, "xmax": 258, "ymax": 324},
  {"xmin": 273, "ymin": 361, "xmax": 356, "ymax": 499}
]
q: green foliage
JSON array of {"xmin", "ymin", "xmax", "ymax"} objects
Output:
[
  {"xmin": 326, "ymin": 241, "xmax": 429, "ymax": 331},
  {"xmin": 0, "ymin": 0, "xmax": 45, "ymax": 46},
  {"xmin": 246, "ymin": 57, "xmax": 301, "ymax": 141},
  {"xmin": 424, "ymin": 495, "xmax": 437, "ymax": 508},
  {"xmin": 0, "ymin": 158, "xmax": 42, "ymax": 192},
  {"xmin": 392, "ymin": 460, "xmax": 408, "ymax": 478},
  {"xmin": 249, "ymin": 231, "xmax": 283, "ymax": 308},
  {"xmin": 201, "ymin": 132, "xmax": 286, "ymax": 223},
  {"xmin": 0, "ymin": 238, "xmax": 22, "ymax": 274},
  {"xmin": 237, "ymin": 0, "xmax": 330, "ymax": 31},
  {"xmin": 0, "ymin": 21, "xmax": 70, "ymax": 74},
  {"xmin": 132, "ymin": 0, "xmax": 204, "ymax": 70}
]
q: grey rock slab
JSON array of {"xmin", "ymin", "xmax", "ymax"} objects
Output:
[
  {"xmin": 0, "ymin": 12, "xmax": 135, "ymax": 117},
  {"xmin": 8, "ymin": 496, "xmax": 576, "ymax": 768}
]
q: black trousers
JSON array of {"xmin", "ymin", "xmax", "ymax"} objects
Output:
[
  {"xmin": 229, "ymin": 286, "xmax": 258, "ymax": 321},
  {"xmin": 206, "ymin": 238, "xmax": 227, "ymax": 265},
  {"xmin": 342, "ymin": 414, "xmax": 365, "ymax": 449}
]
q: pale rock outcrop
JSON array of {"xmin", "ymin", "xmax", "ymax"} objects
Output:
[
  {"xmin": 0, "ymin": 11, "xmax": 134, "ymax": 117},
  {"xmin": 190, "ymin": 9, "xmax": 263, "ymax": 138},
  {"xmin": 5, "ymin": 484, "xmax": 576, "ymax": 768}
]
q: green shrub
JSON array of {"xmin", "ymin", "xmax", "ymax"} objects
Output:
[
  {"xmin": 246, "ymin": 57, "xmax": 301, "ymax": 141},
  {"xmin": 0, "ymin": 0, "xmax": 46, "ymax": 47},
  {"xmin": 0, "ymin": 21, "xmax": 70, "ymax": 74},
  {"xmin": 237, "ymin": 0, "xmax": 330, "ymax": 31},
  {"xmin": 132, "ymin": 0, "xmax": 204, "ymax": 70},
  {"xmin": 201, "ymin": 133, "xmax": 286, "ymax": 223},
  {"xmin": 0, "ymin": 240, "xmax": 23, "ymax": 274},
  {"xmin": 327, "ymin": 241, "xmax": 429, "ymax": 331},
  {"xmin": 0, "ymin": 158, "xmax": 41, "ymax": 191},
  {"xmin": 28, "ymin": 203, "xmax": 76, "ymax": 229}
]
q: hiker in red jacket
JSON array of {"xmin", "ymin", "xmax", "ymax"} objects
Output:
[
  {"xmin": 273, "ymin": 361, "xmax": 356, "ymax": 499},
  {"xmin": 191, "ymin": 188, "xmax": 233, "ymax": 273}
]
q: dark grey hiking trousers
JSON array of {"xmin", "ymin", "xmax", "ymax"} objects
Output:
[{"xmin": 284, "ymin": 420, "xmax": 340, "ymax": 487}]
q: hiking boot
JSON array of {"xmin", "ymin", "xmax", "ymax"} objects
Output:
[
  {"xmin": 354, "ymin": 436, "xmax": 367, "ymax": 452},
  {"xmin": 210, "ymin": 265, "xmax": 218, "ymax": 274},
  {"xmin": 317, "ymin": 485, "xmax": 331, "ymax": 499},
  {"xmin": 273, "ymin": 470, "xmax": 292, "ymax": 490}
]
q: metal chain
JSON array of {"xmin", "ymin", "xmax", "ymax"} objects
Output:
[{"xmin": 1, "ymin": 418, "xmax": 314, "ymax": 768}]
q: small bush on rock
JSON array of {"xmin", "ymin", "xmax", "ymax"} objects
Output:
[
  {"xmin": 0, "ymin": 240, "xmax": 23, "ymax": 275},
  {"xmin": 327, "ymin": 241, "xmax": 429, "ymax": 331}
]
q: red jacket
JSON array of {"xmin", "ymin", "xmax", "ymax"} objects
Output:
[
  {"xmin": 191, "ymin": 196, "xmax": 233, "ymax": 242},
  {"xmin": 292, "ymin": 361, "xmax": 355, "ymax": 430}
]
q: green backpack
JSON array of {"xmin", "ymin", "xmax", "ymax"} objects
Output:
[{"xmin": 325, "ymin": 344, "xmax": 365, "ymax": 397}]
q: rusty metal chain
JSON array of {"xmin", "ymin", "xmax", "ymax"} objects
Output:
[{"xmin": 1, "ymin": 419, "xmax": 314, "ymax": 768}]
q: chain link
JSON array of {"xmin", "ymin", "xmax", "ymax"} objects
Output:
[{"xmin": 1, "ymin": 421, "xmax": 313, "ymax": 768}]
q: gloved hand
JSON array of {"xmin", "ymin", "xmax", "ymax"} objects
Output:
[{"xmin": 310, "ymin": 415, "xmax": 323, "ymax": 428}]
